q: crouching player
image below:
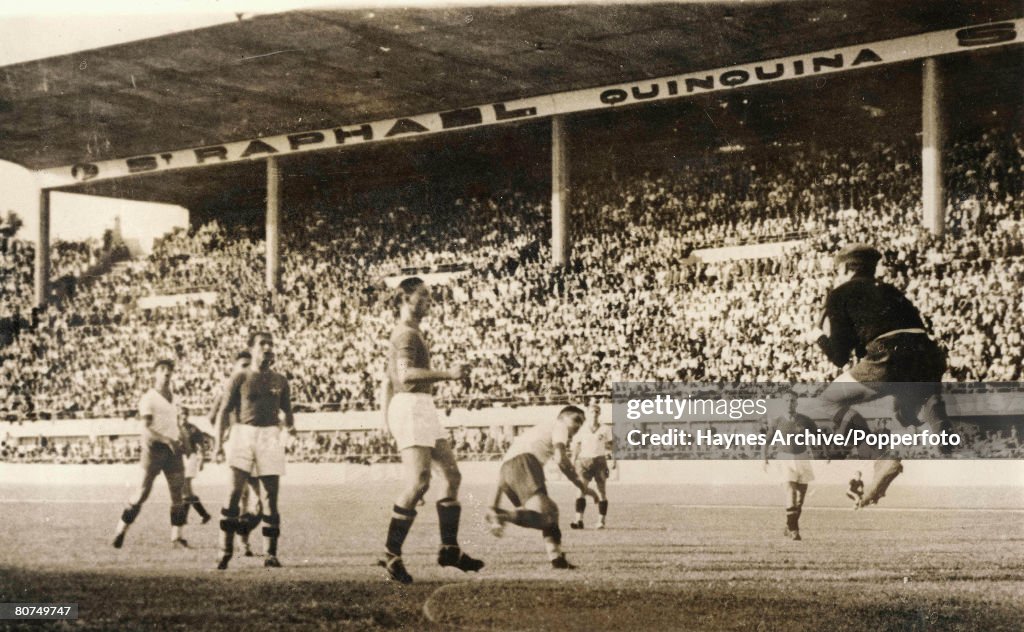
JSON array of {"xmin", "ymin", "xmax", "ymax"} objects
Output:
[
  {"xmin": 487, "ymin": 406, "xmax": 598, "ymax": 569},
  {"xmin": 570, "ymin": 403, "xmax": 613, "ymax": 530}
]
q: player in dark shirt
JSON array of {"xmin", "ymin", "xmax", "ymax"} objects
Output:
[
  {"xmin": 846, "ymin": 471, "xmax": 865, "ymax": 507},
  {"xmin": 378, "ymin": 277, "xmax": 483, "ymax": 584},
  {"xmin": 811, "ymin": 244, "xmax": 954, "ymax": 506},
  {"xmin": 213, "ymin": 332, "xmax": 295, "ymax": 570}
]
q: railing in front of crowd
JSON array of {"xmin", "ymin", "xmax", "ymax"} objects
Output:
[{"xmin": 3, "ymin": 383, "xmax": 1022, "ymax": 423}]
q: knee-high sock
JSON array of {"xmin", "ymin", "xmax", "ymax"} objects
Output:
[
  {"xmin": 786, "ymin": 505, "xmax": 801, "ymax": 531},
  {"xmin": 187, "ymin": 495, "xmax": 211, "ymax": 521},
  {"xmin": 542, "ymin": 524, "xmax": 563, "ymax": 560},
  {"xmin": 170, "ymin": 502, "xmax": 188, "ymax": 540},
  {"xmin": 436, "ymin": 498, "xmax": 461, "ymax": 548},
  {"xmin": 116, "ymin": 503, "xmax": 142, "ymax": 534},
  {"xmin": 598, "ymin": 500, "xmax": 608, "ymax": 516},
  {"xmin": 574, "ymin": 497, "xmax": 586, "ymax": 521},
  {"xmin": 262, "ymin": 514, "xmax": 280, "ymax": 557},
  {"xmin": 385, "ymin": 505, "xmax": 416, "ymax": 557},
  {"xmin": 219, "ymin": 507, "xmax": 239, "ymax": 557}
]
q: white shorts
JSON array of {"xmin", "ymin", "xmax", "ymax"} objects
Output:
[
  {"xmin": 778, "ymin": 452, "xmax": 815, "ymax": 484},
  {"xmin": 227, "ymin": 424, "xmax": 286, "ymax": 477},
  {"xmin": 184, "ymin": 453, "xmax": 202, "ymax": 479},
  {"xmin": 387, "ymin": 392, "xmax": 444, "ymax": 451}
]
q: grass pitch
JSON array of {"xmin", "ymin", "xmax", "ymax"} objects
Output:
[{"xmin": 1, "ymin": 479, "xmax": 1022, "ymax": 630}]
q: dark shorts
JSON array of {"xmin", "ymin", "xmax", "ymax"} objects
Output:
[
  {"xmin": 499, "ymin": 453, "xmax": 546, "ymax": 507},
  {"xmin": 140, "ymin": 441, "xmax": 184, "ymax": 479},
  {"xmin": 576, "ymin": 456, "xmax": 610, "ymax": 482},
  {"xmin": 831, "ymin": 333, "xmax": 948, "ymax": 428},
  {"xmin": 848, "ymin": 333, "xmax": 946, "ymax": 383}
]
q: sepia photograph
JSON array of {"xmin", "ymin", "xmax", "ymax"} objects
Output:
[{"xmin": 0, "ymin": 0, "xmax": 1022, "ymax": 629}]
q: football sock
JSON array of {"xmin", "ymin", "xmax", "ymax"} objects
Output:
[
  {"xmin": 116, "ymin": 503, "xmax": 141, "ymax": 536},
  {"xmin": 786, "ymin": 505, "xmax": 801, "ymax": 531},
  {"xmin": 170, "ymin": 503, "xmax": 188, "ymax": 527},
  {"xmin": 219, "ymin": 507, "xmax": 239, "ymax": 557},
  {"xmin": 262, "ymin": 514, "xmax": 280, "ymax": 557},
  {"xmin": 598, "ymin": 500, "xmax": 608, "ymax": 516},
  {"xmin": 436, "ymin": 498, "xmax": 461, "ymax": 547},
  {"xmin": 190, "ymin": 496, "xmax": 211, "ymax": 521},
  {"xmin": 542, "ymin": 525, "xmax": 563, "ymax": 561},
  {"xmin": 385, "ymin": 505, "xmax": 416, "ymax": 557},
  {"xmin": 574, "ymin": 497, "xmax": 586, "ymax": 522}
]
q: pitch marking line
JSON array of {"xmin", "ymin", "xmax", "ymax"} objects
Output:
[{"xmin": 670, "ymin": 504, "xmax": 1024, "ymax": 513}]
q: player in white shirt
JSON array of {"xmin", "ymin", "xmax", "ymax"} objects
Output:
[
  {"xmin": 486, "ymin": 406, "xmax": 598, "ymax": 569},
  {"xmin": 570, "ymin": 404, "xmax": 613, "ymax": 530},
  {"xmin": 113, "ymin": 359, "xmax": 189, "ymax": 549}
]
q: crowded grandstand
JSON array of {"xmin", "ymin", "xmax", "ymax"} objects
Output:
[{"xmin": 2, "ymin": 120, "xmax": 1022, "ymax": 466}]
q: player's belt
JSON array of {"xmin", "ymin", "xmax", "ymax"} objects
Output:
[{"xmin": 871, "ymin": 328, "xmax": 927, "ymax": 342}]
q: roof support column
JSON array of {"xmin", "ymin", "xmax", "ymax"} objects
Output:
[
  {"xmin": 266, "ymin": 156, "xmax": 282, "ymax": 293},
  {"xmin": 922, "ymin": 57, "xmax": 945, "ymax": 236},
  {"xmin": 551, "ymin": 115, "xmax": 571, "ymax": 267},
  {"xmin": 34, "ymin": 189, "xmax": 50, "ymax": 308}
]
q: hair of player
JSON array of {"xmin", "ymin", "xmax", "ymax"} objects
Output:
[
  {"xmin": 559, "ymin": 405, "xmax": 586, "ymax": 424},
  {"xmin": 392, "ymin": 276, "xmax": 425, "ymax": 316},
  {"xmin": 153, "ymin": 359, "xmax": 175, "ymax": 372},
  {"xmin": 236, "ymin": 350, "xmax": 252, "ymax": 360},
  {"xmin": 248, "ymin": 331, "xmax": 273, "ymax": 348}
]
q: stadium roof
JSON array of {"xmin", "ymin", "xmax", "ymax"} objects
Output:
[{"xmin": 0, "ymin": 0, "xmax": 1021, "ymax": 207}]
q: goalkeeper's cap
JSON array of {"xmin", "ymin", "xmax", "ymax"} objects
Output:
[{"xmin": 835, "ymin": 243, "xmax": 882, "ymax": 266}]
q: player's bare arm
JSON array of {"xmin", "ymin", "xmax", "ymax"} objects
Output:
[
  {"xmin": 213, "ymin": 374, "xmax": 243, "ymax": 455},
  {"xmin": 379, "ymin": 372, "xmax": 394, "ymax": 423},
  {"xmin": 555, "ymin": 443, "xmax": 598, "ymax": 500},
  {"xmin": 280, "ymin": 379, "xmax": 296, "ymax": 435}
]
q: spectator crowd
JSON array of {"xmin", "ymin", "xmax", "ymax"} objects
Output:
[{"xmin": 0, "ymin": 127, "xmax": 1021, "ymax": 428}]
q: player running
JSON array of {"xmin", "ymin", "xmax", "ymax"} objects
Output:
[
  {"xmin": 213, "ymin": 332, "xmax": 295, "ymax": 570},
  {"xmin": 810, "ymin": 244, "xmax": 955, "ymax": 506},
  {"xmin": 487, "ymin": 406, "xmax": 598, "ymax": 569},
  {"xmin": 112, "ymin": 359, "xmax": 189, "ymax": 549},
  {"xmin": 569, "ymin": 403, "xmax": 613, "ymax": 530},
  {"xmin": 379, "ymin": 277, "xmax": 484, "ymax": 584},
  {"xmin": 846, "ymin": 471, "xmax": 864, "ymax": 508},
  {"xmin": 762, "ymin": 390, "xmax": 824, "ymax": 541}
]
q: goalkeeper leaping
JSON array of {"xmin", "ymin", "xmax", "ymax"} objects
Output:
[{"xmin": 810, "ymin": 244, "xmax": 956, "ymax": 507}]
